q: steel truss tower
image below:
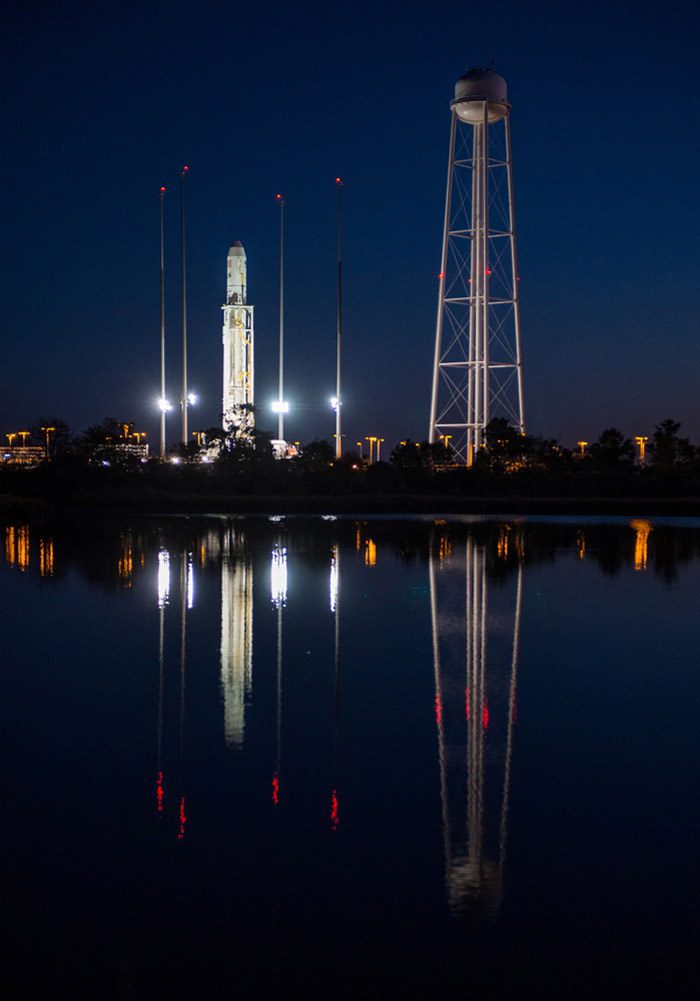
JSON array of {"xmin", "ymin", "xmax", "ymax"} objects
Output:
[{"xmin": 429, "ymin": 69, "xmax": 525, "ymax": 465}]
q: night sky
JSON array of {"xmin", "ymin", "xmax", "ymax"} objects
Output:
[{"xmin": 2, "ymin": 0, "xmax": 700, "ymax": 449}]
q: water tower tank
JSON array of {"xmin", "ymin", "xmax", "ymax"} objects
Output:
[{"xmin": 451, "ymin": 68, "xmax": 509, "ymax": 123}]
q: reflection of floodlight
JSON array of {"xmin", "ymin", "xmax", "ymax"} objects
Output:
[
  {"xmin": 187, "ymin": 393, "xmax": 198, "ymax": 405},
  {"xmin": 157, "ymin": 549, "xmax": 170, "ymax": 608},
  {"xmin": 270, "ymin": 545, "xmax": 288, "ymax": 607},
  {"xmin": 329, "ymin": 548, "xmax": 338, "ymax": 613},
  {"xmin": 187, "ymin": 553, "xmax": 194, "ymax": 610},
  {"xmin": 271, "ymin": 401, "xmax": 290, "ymax": 414},
  {"xmin": 158, "ymin": 398, "xmax": 172, "ymax": 413}
]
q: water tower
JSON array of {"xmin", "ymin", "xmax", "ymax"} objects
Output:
[{"xmin": 429, "ymin": 69, "xmax": 525, "ymax": 464}]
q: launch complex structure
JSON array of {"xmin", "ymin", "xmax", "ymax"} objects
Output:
[{"xmin": 167, "ymin": 68, "xmax": 524, "ymax": 463}]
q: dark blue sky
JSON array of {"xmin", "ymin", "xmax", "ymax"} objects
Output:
[{"xmin": 2, "ymin": 0, "xmax": 700, "ymax": 448}]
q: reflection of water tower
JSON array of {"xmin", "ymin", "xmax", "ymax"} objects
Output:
[
  {"xmin": 220, "ymin": 524, "xmax": 254, "ymax": 747},
  {"xmin": 430, "ymin": 530, "xmax": 522, "ymax": 914},
  {"xmin": 429, "ymin": 69, "xmax": 526, "ymax": 464}
]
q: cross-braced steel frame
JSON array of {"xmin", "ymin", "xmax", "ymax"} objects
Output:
[{"xmin": 429, "ymin": 104, "xmax": 525, "ymax": 465}]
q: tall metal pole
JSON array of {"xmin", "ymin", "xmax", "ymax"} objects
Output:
[
  {"xmin": 159, "ymin": 186, "xmax": 167, "ymax": 460},
  {"xmin": 335, "ymin": 178, "xmax": 344, "ymax": 459},
  {"xmin": 277, "ymin": 194, "xmax": 285, "ymax": 443},
  {"xmin": 180, "ymin": 166, "xmax": 189, "ymax": 445}
]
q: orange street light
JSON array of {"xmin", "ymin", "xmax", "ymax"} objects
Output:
[
  {"xmin": 6, "ymin": 433, "xmax": 17, "ymax": 448},
  {"xmin": 18, "ymin": 430, "xmax": 30, "ymax": 446},
  {"xmin": 577, "ymin": 440, "xmax": 589, "ymax": 457},
  {"xmin": 40, "ymin": 426, "xmax": 56, "ymax": 458},
  {"xmin": 634, "ymin": 435, "xmax": 648, "ymax": 466}
]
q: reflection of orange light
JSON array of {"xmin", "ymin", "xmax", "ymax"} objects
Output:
[
  {"xmin": 577, "ymin": 531, "xmax": 586, "ymax": 560},
  {"xmin": 118, "ymin": 534, "xmax": 134, "ymax": 585},
  {"xmin": 5, "ymin": 526, "xmax": 16, "ymax": 565},
  {"xmin": 355, "ymin": 524, "xmax": 362, "ymax": 551},
  {"xmin": 177, "ymin": 796, "xmax": 187, "ymax": 840},
  {"xmin": 330, "ymin": 789, "xmax": 340, "ymax": 831},
  {"xmin": 17, "ymin": 525, "xmax": 29, "ymax": 571},
  {"xmin": 272, "ymin": 773, "xmax": 280, "ymax": 806},
  {"xmin": 364, "ymin": 538, "xmax": 376, "ymax": 567},
  {"xmin": 156, "ymin": 771, "xmax": 164, "ymax": 814},
  {"xmin": 497, "ymin": 527, "xmax": 509, "ymax": 560},
  {"xmin": 438, "ymin": 533, "xmax": 452, "ymax": 563},
  {"xmin": 465, "ymin": 686, "xmax": 470, "ymax": 721},
  {"xmin": 434, "ymin": 693, "xmax": 443, "ymax": 726},
  {"xmin": 482, "ymin": 701, "xmax": 489, "ymax": 730},
  {"xmin": 200, "ymin": 542, "xmax": 206, "ymax": 567},
  {"xmin": 39, "ymin": 537, "xmax": 54, "ymax": 577},
  {"xmin": 631, "ymin": 519, "xmax": 652, "ymax": 571}
]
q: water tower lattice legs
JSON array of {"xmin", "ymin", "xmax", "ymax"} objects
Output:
[{"xmin": 429, "ymin": 75, "xmax": 525, "ymax": 465}]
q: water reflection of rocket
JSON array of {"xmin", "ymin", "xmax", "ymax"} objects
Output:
[
  {"xmin": 430, "ymin": 529, "xmax": 523, "ymax": 914},
  {"xmin": 220, "ymin": 524, "xmax": 254, "ymax": 748}
]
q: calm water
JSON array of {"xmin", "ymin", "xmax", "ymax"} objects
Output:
[{"xmin": 1, "ymin": 515, "xmax": 698, "ymax": 999}]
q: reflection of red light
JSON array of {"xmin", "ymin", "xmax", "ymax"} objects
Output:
[
  {"xmin": 434, "ymin": 693, "xmax": 443, "ymax": 725},
  {"xmin": 177, "ymin": 796, "xmax": 187, "ymax": 840},
  {"xmin": 331, "ymin": 789, "xmax": 340, "ymax": 831},
  {"xmin": 465, "ymin": 686, "xmax": 470, "ymax": 720},
  {"xmin": 482, "ymin": 701, "xmax": 489, "ymax": 730},
  {"xmin": 272, "ymin": 773, "xmax": 280, "ymax": 805},
  {"xmin": 156, "ymin": 771, "xmax": 164, "ymax": 814}
]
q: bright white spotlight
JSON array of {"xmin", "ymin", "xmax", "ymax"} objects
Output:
[
  {"xmin": 271, "ymin": 401, "xmax": 289, "ymax": 414},
  {"xmin": 187, "ymin": 393, "xmax": 198, "ymax": 405},
  {"xmin": 330, "ymin": 396, "xmax": 339, "ymax": 411},
  {"xmin": 158, "ymin": 398, "xmax": 172, "ymax": 413}
]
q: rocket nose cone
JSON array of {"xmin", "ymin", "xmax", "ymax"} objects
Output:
[{"xmin": 228, "ymin": 241, "xmax": 245, "ymax": 257}]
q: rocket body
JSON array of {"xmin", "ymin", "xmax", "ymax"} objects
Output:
[{"xmin": 222, "ymin": 241, "xmax": 254, "ymax": 434}]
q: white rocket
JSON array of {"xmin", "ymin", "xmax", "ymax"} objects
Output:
[{"xmin": 222, "ymin": 241, "xmax": 254, "ymax": 434}]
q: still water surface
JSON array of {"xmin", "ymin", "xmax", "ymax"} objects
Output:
[{"xmin": 1, "ymin": 516, "xmax": 698, "ymax": 999}]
